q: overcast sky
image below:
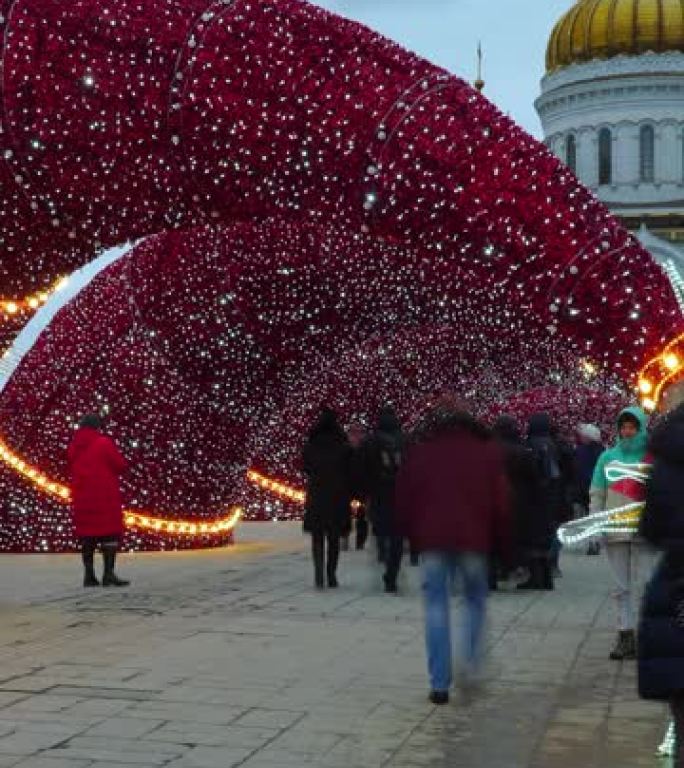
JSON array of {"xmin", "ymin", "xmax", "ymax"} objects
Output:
[{"xmin": 311, "ymin": 0, "xmax": 574, "ymax": 138}]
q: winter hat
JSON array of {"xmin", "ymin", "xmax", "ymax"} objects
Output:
[{"xmin": 577, "ymin": 423, "xmax": 601, "ymax": 443}]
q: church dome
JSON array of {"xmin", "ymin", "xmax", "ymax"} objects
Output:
[{"xmin": 546, "ymin": 0, "xmax": 684, "ymax": 72}]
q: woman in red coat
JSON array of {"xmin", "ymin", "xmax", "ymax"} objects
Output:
[{"xmin": 67, "ymin": 414, "xmax": 129, "ymax": 587}]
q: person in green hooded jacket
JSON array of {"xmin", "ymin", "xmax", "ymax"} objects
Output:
[{"xmin": 590, "ymin": 406, "xmax": 652, "ymax": 661}]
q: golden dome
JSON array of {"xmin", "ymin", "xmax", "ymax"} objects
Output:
[{"xmin": 546, "ymin": 0, "xmax": 684, "ymax": 72}]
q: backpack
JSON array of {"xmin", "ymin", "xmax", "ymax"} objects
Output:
[{"xmin": 374, "ymin": 433, "xmax": 402, "ymax": 483}]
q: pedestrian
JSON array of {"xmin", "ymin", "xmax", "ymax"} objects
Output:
[
  {"xmin": 492, "ymin": 415, "xmax": 543, "ymax": 588},
  {"xmin": 638, "ymin": 382, "xmax": 684, "ymax": 766},
  {"xmin": 549, "ymin": 423, "xmax": 575, "ymax": 576},
  {"xmin": 574, "ymin": 423, "xmax": 604, "ymax": 555},
  {"xmin": 67, "ymin": 413, "xmax": 129, "ymax": 588},
  {"xmin": 396, "ymin": 397, "xmax": 510, "ymax": 704},
  {"xmin": 363, "ymin": 406, "xmax": 404, "ymax": 593},
  {"xmin": 518, "ymin": 413, "xmax": 564, "ymax": 590},
  {"xmin": 590, "ymin": 406, "xmax": 651, "ymax": 660},
  {"xmin": 575, "ymin": 423, "xmax": 604, "ymax": 507},
  {"xmin": 302, "ymin": 408, "xmax": 352, "ymax": 589},
  {"xmin": 348, "ymin": 421, "xmax": 369, "ymax": 551}
]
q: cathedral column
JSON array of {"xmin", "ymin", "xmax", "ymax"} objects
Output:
[
  {"xmin": 614, "ymin": 123, "xmax": 637, "ymax": 187},
  {"xmin": 577, "ymin": 127, "xmax": 598, "ymax": 189}
]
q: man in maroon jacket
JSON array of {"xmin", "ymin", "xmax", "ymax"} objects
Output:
[
  {"xmin": 396, "ymin": 399, "xmax": 510, "ymax": 704},
  {"xmin": 68, "ymin": 414, "xmax": 129, "ymax": 588}
]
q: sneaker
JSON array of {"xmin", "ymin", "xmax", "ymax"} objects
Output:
[
  {"xmin": 83, "ymin": 575, "xmax": 100, "ymax": 588},
  {"xmin": 428, "ymin": 691, "xmax": 449, "ymax": 705},
  {"xmin": 657, "ymin": 722, "xmax": 676, "ymax": 757}
]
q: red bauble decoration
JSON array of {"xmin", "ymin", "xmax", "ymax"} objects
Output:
[{"xmin": 0, "ymin": 0, "xmax": 679, "ymax": 549}]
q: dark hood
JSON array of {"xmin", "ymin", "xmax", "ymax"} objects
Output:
[
  {"xmin": 308, "ymin": 408, "xmax": 345, "ymax": 442},
  {"xmin": 650, "ymin": 404, "xmax": 684, "ymax": 465},
  {"xmin": 528, "ymin": 413, "xmax": 551, "ymax": 439}
]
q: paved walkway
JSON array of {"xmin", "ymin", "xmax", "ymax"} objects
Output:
[{"xmin": 0, "ymin": 523, "xmax": 670, "ymax": 768}]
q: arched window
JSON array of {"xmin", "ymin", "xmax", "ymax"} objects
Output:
[
  {"xmin": 598, "ymin": 128, "xmax": 612, "ymax": 185},
  {"xmin": 640, "ymin": 125, "xmax": 655, "ymax": 183},
  {"xmin": 566, "ymin": 134, "xmax": 577, "ymax": 173}
]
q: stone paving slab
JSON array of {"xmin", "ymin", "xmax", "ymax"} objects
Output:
[{"xmin": 0, "ymin": 523, "xmax": 672, "ymax": 767}]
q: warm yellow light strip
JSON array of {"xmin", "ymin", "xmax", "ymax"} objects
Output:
[
  {"xmin": 246, "ymin": 468, "xmax": 362, "ymax": 511},
  {"xmin": 246, "ymin": 469, "xmax": 306, "ymax": 504},
  {"xmin": 0, "ymin": 440, "xmax": 70, "ymax": 500},
  {"xmin": 0, "ymin": 437, "xmax": 241, "ymax": 536},
  {"xmin": 124, "ymin": 507, "xmax": 242, "ymax": 536},
  {"xmin": 1, "ymin": 276, "xmax": 69, "ymax": 318},
  {"xmin": 637, "ymin": 332, "xmax": 684, "ymax": 411}
]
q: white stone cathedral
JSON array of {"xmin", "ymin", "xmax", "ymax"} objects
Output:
[{"xmin": 536, "ymin": 0, "xmax": 684, "ymax": 307}]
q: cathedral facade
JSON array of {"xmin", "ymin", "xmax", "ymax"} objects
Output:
[{"xmin": 536, "ymin": 0, "xmax": 684, "ymax": 305}]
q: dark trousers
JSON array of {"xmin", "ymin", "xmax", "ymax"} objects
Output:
[
  {"xmin": 377, "ymin": 535, "xmax": 403, "ymax": 588},
  {"xmin": 312, "ymin": 532, "xmax": 340, "ymax": 586},
  {"xmin": 355, "ymin": 515, "xmax": 369, "ymax": 550}
]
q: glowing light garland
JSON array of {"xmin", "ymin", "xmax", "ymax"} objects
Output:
[
  {"xmin": 0, "ymin": 276, "xmax": 69, "ymax": 319},
  {"xmin": 637, "ymin": 333, "xmax": 684, "ymax": 411},
  {"xmin": 558, "ymin": 461, "xmax": 650, "ymax": 545},
  {"xmin": 558, "ymin": 502, "xmax": 644, "ymax": 546},
  {"xmin": 246, "ymin": 469, "xmax": 305, "ymax": 505},
  {"xmin": 0, "ymin": 436, "xmax": 241, "ymax": 537},
  {"xmin": 0, "ymin": 0, "xmax": 679, "ymax": 552}
]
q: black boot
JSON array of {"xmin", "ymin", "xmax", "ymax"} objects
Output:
[
  {"xmin": 518, "ymin": 559, "xmax": 544, "ymax": 590},
  {"xmin": 609, "ymin": 630, "xmax": 636, "ymax": 661},
  {"xmin": 327, "ymin": 535, "xmax": 340, "ymax": 588},
  {"xmin": 81, "ymin": 540, "xmax": 99, "ymax": 587},
  {"xmin": 102, "ymin": 546, "xmax": 130, "ymax": 587},
  {"xmin": 312, "ymin": 535, "xmax": 325, "ymax": 589}
]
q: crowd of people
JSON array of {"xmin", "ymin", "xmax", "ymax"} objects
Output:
[
  {"xmin": 66, "ymin": 386, "xmax": 684, "ymax": 764},
  {"xmin": 299, "ymin": 388, "xmax": 684, "ymax": 767},
  {"xmin": 301, "ymin": 397, "xmax": 600, "ymax": 700},
  {"xmin": 301, "ymin": 399, "xmax": 605, "ymax": 598}
]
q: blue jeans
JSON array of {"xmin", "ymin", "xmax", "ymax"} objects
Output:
[{"xmin": 421, "ymin": 551, "xmax": 489, "ymax": 692}]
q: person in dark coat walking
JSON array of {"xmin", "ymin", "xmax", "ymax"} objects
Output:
[
  {"xmin": 492, "ymin": 415, "xmax": 542, "ymax": 585},
  {"xmin": 549, "ymin": 423, "xmax": 576, "ymax": 576},
  {"xmin": 395, "ymin": 399, "xmax": 510, "ymax": 704},
  {"xmin": 362, "ymin": 406, "xmax": 404, "ymax": 593},
  {"xmin": 302, "ymin": 408, "xmax": 352, "ymax": 589},
  {"xmin": 638, "ymin": 386, "xmax": 684, "ymax": 767},
  {"xmin": 574, "ymin": 424, "xmax": 604, "ymax": 555},
  {"xmin": 518, "ymin": 413, "xmax": 563, "ymax": 590},
  {"xmin": 574, "ymin": 424, "xmax": 604, "ymax": 508},
  {"xmin": 67, "ymin": 413, "xmax": 129, "ymax": 588},
  {"xmin": 348, "ymin": 422, "xmax": 369, "ymax": 551}
]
